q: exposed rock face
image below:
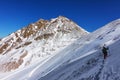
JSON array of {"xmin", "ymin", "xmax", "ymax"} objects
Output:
[{"xmin": 0, "ymin": 50, "xmax": 27, "ymax": 72}]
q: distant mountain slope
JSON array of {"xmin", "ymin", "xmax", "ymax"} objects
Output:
[
  {"xmin": 0, "ymin": 16, "xmax": 88, "ymax": 80},
  {"xmin": 37, "ymin": 19, "xmax": 120, "ymax": 80}
]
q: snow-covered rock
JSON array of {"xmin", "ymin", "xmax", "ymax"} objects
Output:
[
  {"xmin": 37, "ymin": 19, "xmax": 120, "ymax": 80},
  {"xmin": 0, "ymin": 16, "xmax": 88, "ymax": 80}
]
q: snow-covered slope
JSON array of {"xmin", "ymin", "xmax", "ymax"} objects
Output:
[
  {"xmin": 0, "ymin": 16, "xmax": 88, "ymax": 80},
  {"xmin": 1, "ymin": 16, "xmax": 120, "ymax": 80},
  {"xmin": 36, "ymin": 19, "xmax": 120, "ymax": 80}
]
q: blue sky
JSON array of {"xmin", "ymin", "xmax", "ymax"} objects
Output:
[{"xmin": 0, "ymin": 0, "xmax": 120, "ymax": 38}]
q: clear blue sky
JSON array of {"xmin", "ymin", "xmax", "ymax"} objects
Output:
[{"xmin": 0, "ymin": 0, "xmax": 120, "ymax": 38}]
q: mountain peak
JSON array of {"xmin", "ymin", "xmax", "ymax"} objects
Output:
[
  {"xmin": 0, "ymin": 16, "xmax": 88, "ymax": 72},
  {"xmin": 57, "ymin": 16, "xmax": 69, "ymax": 20},
  {"xmin": 50, "ymin": 16, "xmax": 72, "ymax": 23},
  {"xmin": 49, "ymin": 16, "xmax": 88, "ymax": 33}
]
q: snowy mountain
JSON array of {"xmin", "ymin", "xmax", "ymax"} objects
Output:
[
  {"xmin": 0, "ymin": 16, "xmax": 88, "ymax": 80},
  {"xmin": 0, "ymin": 16, "xmax": 120, "ymax": 80},
  {"xmin": 37, "ymin": 19, "xmax": 120, "ymax": 80}
]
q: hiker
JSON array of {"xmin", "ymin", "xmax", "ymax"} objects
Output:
[{"xmin": 102, "ymin": 44, "xmax": 109, "ymax": 59}]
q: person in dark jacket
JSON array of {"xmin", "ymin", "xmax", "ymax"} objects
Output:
[{"xmin": 102, "ymin": 44, "xmax": 109, "ymax": 59}]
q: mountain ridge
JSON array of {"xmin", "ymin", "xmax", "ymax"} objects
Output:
[{"xmin": 0, "ymin": 16, "xmax": 88, "ymax": 73}]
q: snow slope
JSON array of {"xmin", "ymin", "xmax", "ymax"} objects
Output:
[
  {"xmin": 37, "ymin": 19, "xmax": 120, "ymax": 80},
  {"xmin": 0, "ymin": 16, "xmax": 88, "ymax": 80}
]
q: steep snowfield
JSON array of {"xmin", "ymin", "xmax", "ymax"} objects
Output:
[
  {"xmin": 0, "ymin": 16, "xmax": 88, "ymax": 80},
  {"xmin": 36, "ymin": 19, "xmax": 120, "ymax": 80}
]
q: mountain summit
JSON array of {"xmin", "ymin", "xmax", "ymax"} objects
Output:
[{"xmin": 0, "ymin": 16, "xmax": 88, "ymax": 73}]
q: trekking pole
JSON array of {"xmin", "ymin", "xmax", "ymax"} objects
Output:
[{"xmin": 108, "ymin": 49, "xmax": 110, "ymax": 56}]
